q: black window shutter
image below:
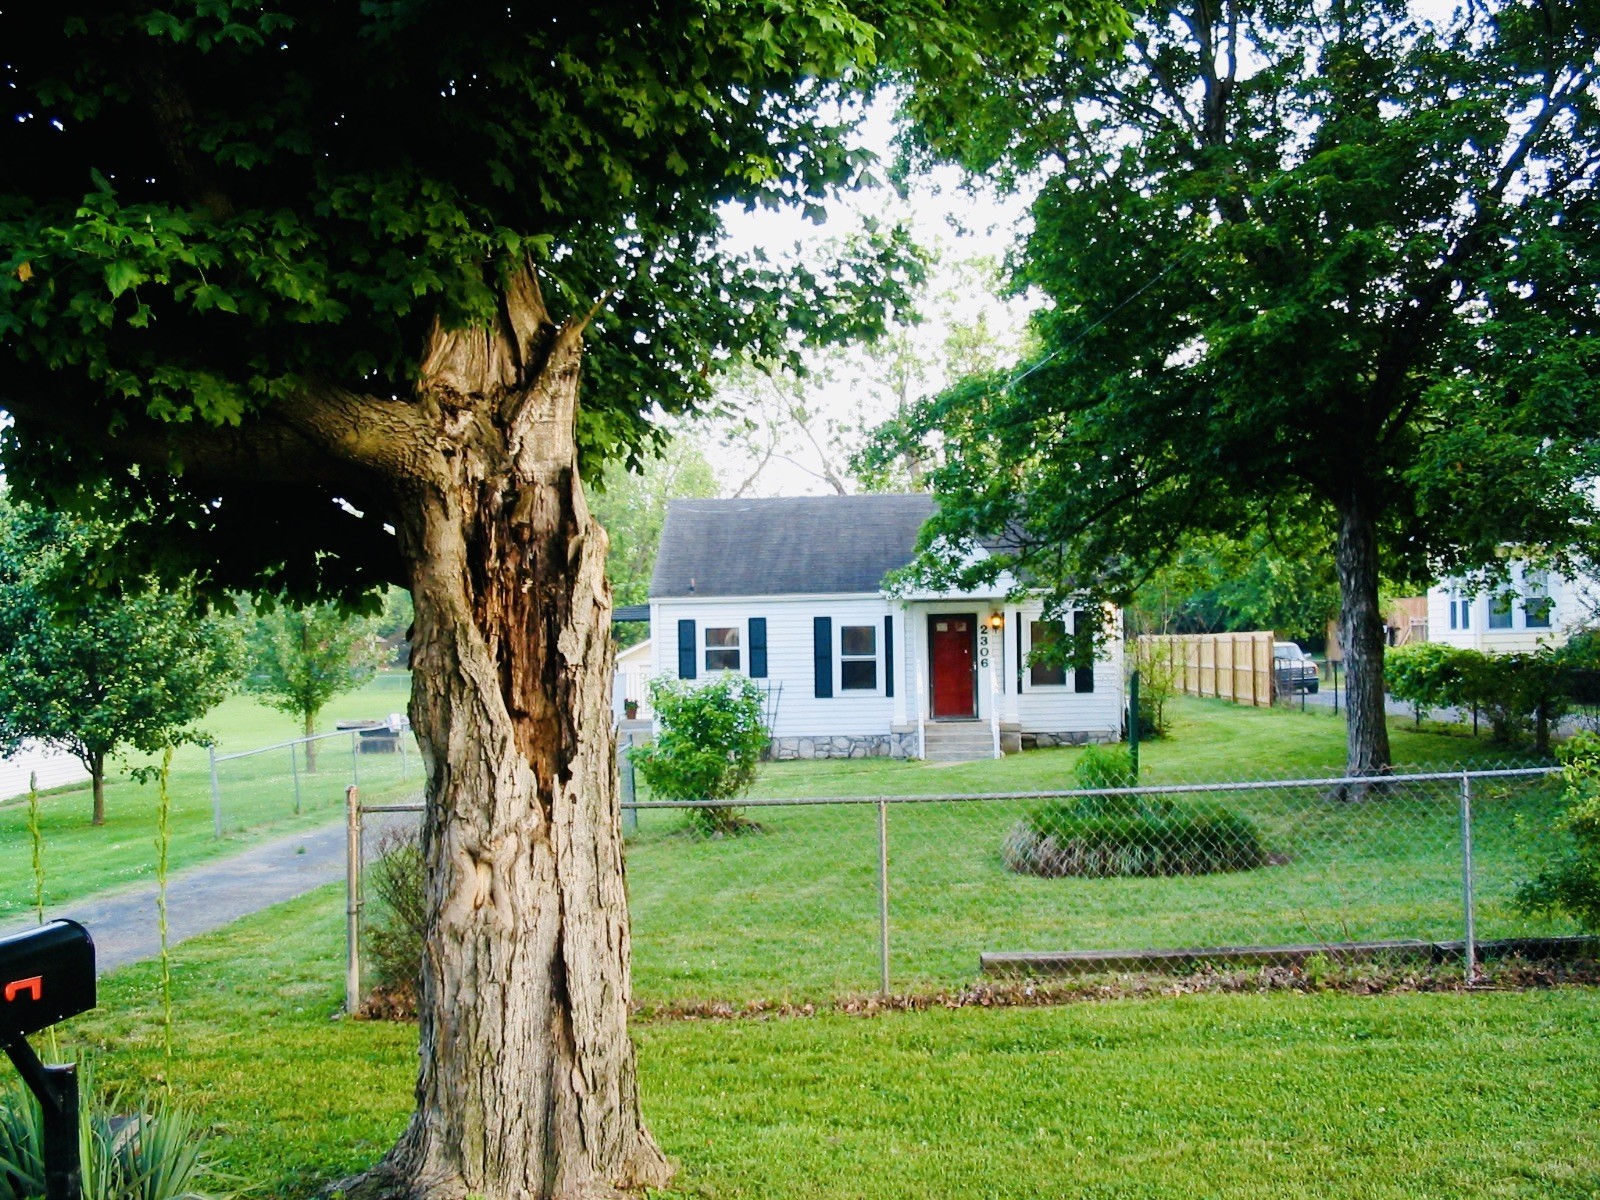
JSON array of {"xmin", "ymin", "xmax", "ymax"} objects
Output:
[
  {"xmin": 1016, "ymin": 621, "xmax": 1024, "ymax": 692},
  {"xmin": 1071, "ymin": 609, "xmax": 1094, "ymax": 692},
  {"xmin": 884, "ymin": 614, "xmax": 895, "ymax": 699},
  {"xmin": 813, "ymin": 616, "xmax": 833, "ymax": 698},
  {"xmin": 749, "ymin": 617, "xmax": 768, "ymax": 678},
  {"xmin": 678, "ymin": 619, "xmax": 697, "ymax": 680}
]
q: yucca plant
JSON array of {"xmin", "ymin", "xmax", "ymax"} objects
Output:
[{"xmin": 0, "ymin": 1065, "xmax": 234, "ymax": 1200}]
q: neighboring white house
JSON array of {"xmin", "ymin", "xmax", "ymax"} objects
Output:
[
  {"xmin": 613, "ymin": 636, "xmax": 655, "ymax": 720},
  {"xmin": 1428, "ymin": 563, "xmax": 1598, "ymax": 654},
  {"xmin": 0, "ymin": 742, "xmax": 89, "ymax": 802},
  {"xmin": 646, "ymin": 495, "xmax": 1125, "ymax": 760}
]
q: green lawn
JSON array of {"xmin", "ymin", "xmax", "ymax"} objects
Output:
[
  {"xmin": 72, "ymin": 887, "xmax": 1600, "ymax": 1200},
  {"xmin": 0, "ymin": 674, "xmax": 419, "ymax": 923},
  {"xmin": 623, "ymin": 699, "xmax": 1570, "ymax": 1004}
]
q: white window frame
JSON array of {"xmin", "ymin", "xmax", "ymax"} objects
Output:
[
  {"xmin": 1023, "ymin": 616, "xmax": 1070, "ymax": 691},
  {"xmin": 836, "ymin": 621, "xmax": 883, "ymax": 695},
  {"xmin": 703, "ymin": 622, "xmax": 743, "ymax": 674},
  {"xmin": 1523, "ymin": 569, "xmax": 1553, "ymax": 629}
]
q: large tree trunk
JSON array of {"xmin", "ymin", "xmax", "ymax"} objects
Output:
[
  {"xmin": 1334, "ymin": 485, "xmax": 1392, "ymax": 777},
  {"xmin": 342, "ymin": 273, "xmax": 670, "ymax": 1200}
]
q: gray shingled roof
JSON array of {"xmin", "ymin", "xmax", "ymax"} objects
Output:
[{"xmin": 650, "ymin": 495, "xmax": 936, "ymax": 598}]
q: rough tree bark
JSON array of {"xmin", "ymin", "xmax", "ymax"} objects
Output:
[
  {"xmin": 1334, "ymin": 483, "xmax": 1392, "ymax": 778},
  {"xmin": 332, "ymin": 268, "xmax": 671, "ymax": 1200}
]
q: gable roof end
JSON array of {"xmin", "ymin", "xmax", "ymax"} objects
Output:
[{"xmin": 650, "ymin": 495, "xmax": 936, "ymax": 598}]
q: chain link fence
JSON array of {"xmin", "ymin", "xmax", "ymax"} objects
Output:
[
  {"xmin": 209, "ymin": 723, "xmax": 422, "ymax": 837},
  {"xmin": 345, "ymin": 759, "xmax": 1591, "ymax": 1012}
]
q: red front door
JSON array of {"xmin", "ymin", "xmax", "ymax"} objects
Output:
[{"xmin": 929, "ymin": 614, "xmax": 977, "ymax": 719}]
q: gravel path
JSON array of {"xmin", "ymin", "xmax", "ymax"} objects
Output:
[{"xmin": 4, "ymin": 812, "xmax": 416, "ymax": 975}]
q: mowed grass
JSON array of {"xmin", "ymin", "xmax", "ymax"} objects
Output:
[
  {"xmin": 72, "ymin": 886, "xmax": 1600, "ymax": 1200},
  {"xmin": 0, "ymin": 673, "xmax": 418, "ymax": 922},
  {"xmin": 625, "ymin": 698, "xmax": 1569, "ymax": 1003}
]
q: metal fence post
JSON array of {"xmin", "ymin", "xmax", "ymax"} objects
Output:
[
  {"xmin": 208, "ymin": 745, "xmax": 223, "ymax": 839},
  {"xmin": 345, "ymin": 784, "xmax": 363, "ymax": 1015},
  {"xmin": 1460, "ymin": 771, "xmax": 1478, "ymax": 985},
  {"xmin": 877, "ymin": 798, "xmax": 891, "ymax": 996},
  {"xmin": 620, "ymin": 734, "xmax": 638, "ymax": 835},
  {"xmin": 290, "ymin": 739, "xmax": 302, "ymax": 815},
  {"xmin": 351, "ymin": 731, "xmax": 360, "ymax": 787}
]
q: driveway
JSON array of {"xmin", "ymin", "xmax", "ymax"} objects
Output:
[{"xmin": 4, "ymin": 811, "xmax": 416, "ymax": 975}]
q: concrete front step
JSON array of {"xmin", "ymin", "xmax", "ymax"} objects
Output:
[{"xmin": 922, "ymin": 722, "xmax": 997, "ymax": 762}]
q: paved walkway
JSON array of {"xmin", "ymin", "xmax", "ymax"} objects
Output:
[{"xmin": 7, "ymin": 814, "xmax": 415, "ymax": 975}]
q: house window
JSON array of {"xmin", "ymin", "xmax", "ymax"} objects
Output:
[
  {"xmin": 1524, "ymin": 570, "xmax": 1552, "ymax": 629},
  {"xmin": 1028, "ymin": 620, "xmax": 1068, "ymax": 687},
  {"xmin": 840, "ymin": 624, "xmax": 878, "ymax": 690},
  {"xmin": 1488, "ymin": 594, "xmax": 1513, "ymax": 630},
  {"xmin": 704, "ymin": 626, "xmax": 741, "ymax": 672}
]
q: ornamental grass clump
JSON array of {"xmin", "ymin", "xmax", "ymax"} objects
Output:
[
  {"xmin": 0, "ymin": 1068, "xmax": 234, "ymax": 1200},
  {"xmin": 1005, "ymin": 745, "xmax": 1268, "ymax": 878}
]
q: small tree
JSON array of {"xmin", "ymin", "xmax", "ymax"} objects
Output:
[
  {"xmin": 245, "ymin": 603, "xmax": 385, "ymax": 772},
  {"xmin": 632, "ymin": 675, "xmax": 769, "ymax": 836},
  {"xmin": 1516, "ymin": 732, "xmax": 1600, "ymax": 932},
  {"xmin": 0, "ymin": 502, "xmax": 240, "ymax": 825}
]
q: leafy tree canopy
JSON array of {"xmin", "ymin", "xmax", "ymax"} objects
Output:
[
  {"xmin": 878, "ymin": 0, "xmax": 1600, "ymax": 772},
  {"xmin": 0, "ymin": 0, "xmax": 1121, "ymax": 610}
]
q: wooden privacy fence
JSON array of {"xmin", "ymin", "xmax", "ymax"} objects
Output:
[{"xmin": 1138, "ymin": 632, "xmax": 1276, "ymax": 707}]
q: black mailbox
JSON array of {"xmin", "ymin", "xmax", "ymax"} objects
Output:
[{"xmin": 0, "ymin": 919, "xmax": 95, "ymax": 1037}]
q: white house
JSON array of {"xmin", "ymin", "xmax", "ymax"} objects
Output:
[
  {"xmin": 613, "ymin": 635, "xmax": 655, "ymax": 720},
  {"xmin": 1428, "ymin": 563, "xmax": 1598, "ymax": 654},
  {"xmin": 646, "ymin": 495, "xmax": 1125, "ymax": 760},
  {"xmin": 0, "ymin": 742, "xmax": 89, "ymax": 802}
]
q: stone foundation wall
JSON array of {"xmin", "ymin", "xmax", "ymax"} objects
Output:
[
  {"xmin": 768, "ymin": 732, "xmax": 920, "ymax": 761},
  {"xmin": 1020, "ymin": 729, "xmax": 1121, "ymax": 750},
  {"xmin": 768, "ymin": 729, "xmax": 1115, "ymax": 759}
]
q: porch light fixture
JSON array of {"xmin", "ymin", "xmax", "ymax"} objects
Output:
[{"xmin": 988, "ymin": 611, "xmax": 1005, "ymax": 630}]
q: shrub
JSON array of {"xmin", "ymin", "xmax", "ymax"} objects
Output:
[
  {"xmin": 0, "ymin": 1067, "xmax": 233, "ymax": 1200},
  {"xmin": 1516, "ymin": 732, "xmax": 1600, "ymax": 931},
  {"xmin": 1005, "ymin": 791, "xmax": 1268, "ymax": 878},
  {"xmin": 365, "ymin": 826, "xmax": 426, "ymax": 1006},
  {"xmin": 1385, "ymin": 641, "xmax": 1476, "ymax": 725},
  {"xmin": 1459, "ymin": 651, "xmax": 1569, "ymax": 752},
  {"xmin": 1074, "ymin": 743, "xmax": 1137, "ymax": 790},
  {"xmin": 632, "ymin": 674, "xmax": 769, "ymax": 836}
]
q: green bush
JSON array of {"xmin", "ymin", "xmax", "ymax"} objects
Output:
[
  {"xmin": 1005, "ymin": 791, "xmax": 1268, "ymax": 878},
  {"xmin": 0, "ymin": 1067, "xmax": 233, "ymax": 1200},
  {"xmin": 1385, "ymin": 641, "xmax": 1476, "ymax": 724},
  {"xmin": 1386, "ymin": 641, "xmax": 1571, "ymax": 752},
  {"xmin": 1516, "ymin": 731, "xmax": 1600, "ymax": 931},
  {"xmin": 365, "ymin": 826, "xmax": 426, "ymax": 1006},
  {"xmin": 632, "ymin": 674, "xmax": 769, "ymax": 836}
]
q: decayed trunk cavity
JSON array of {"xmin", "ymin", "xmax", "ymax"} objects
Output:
[
  {"xmin": 1335, "ymin": 486, "xmax": 1392, "ymax": 779},
  {"xmin": 341, "ymin": 279, "xmax": 669, "ymax": 1200}
]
